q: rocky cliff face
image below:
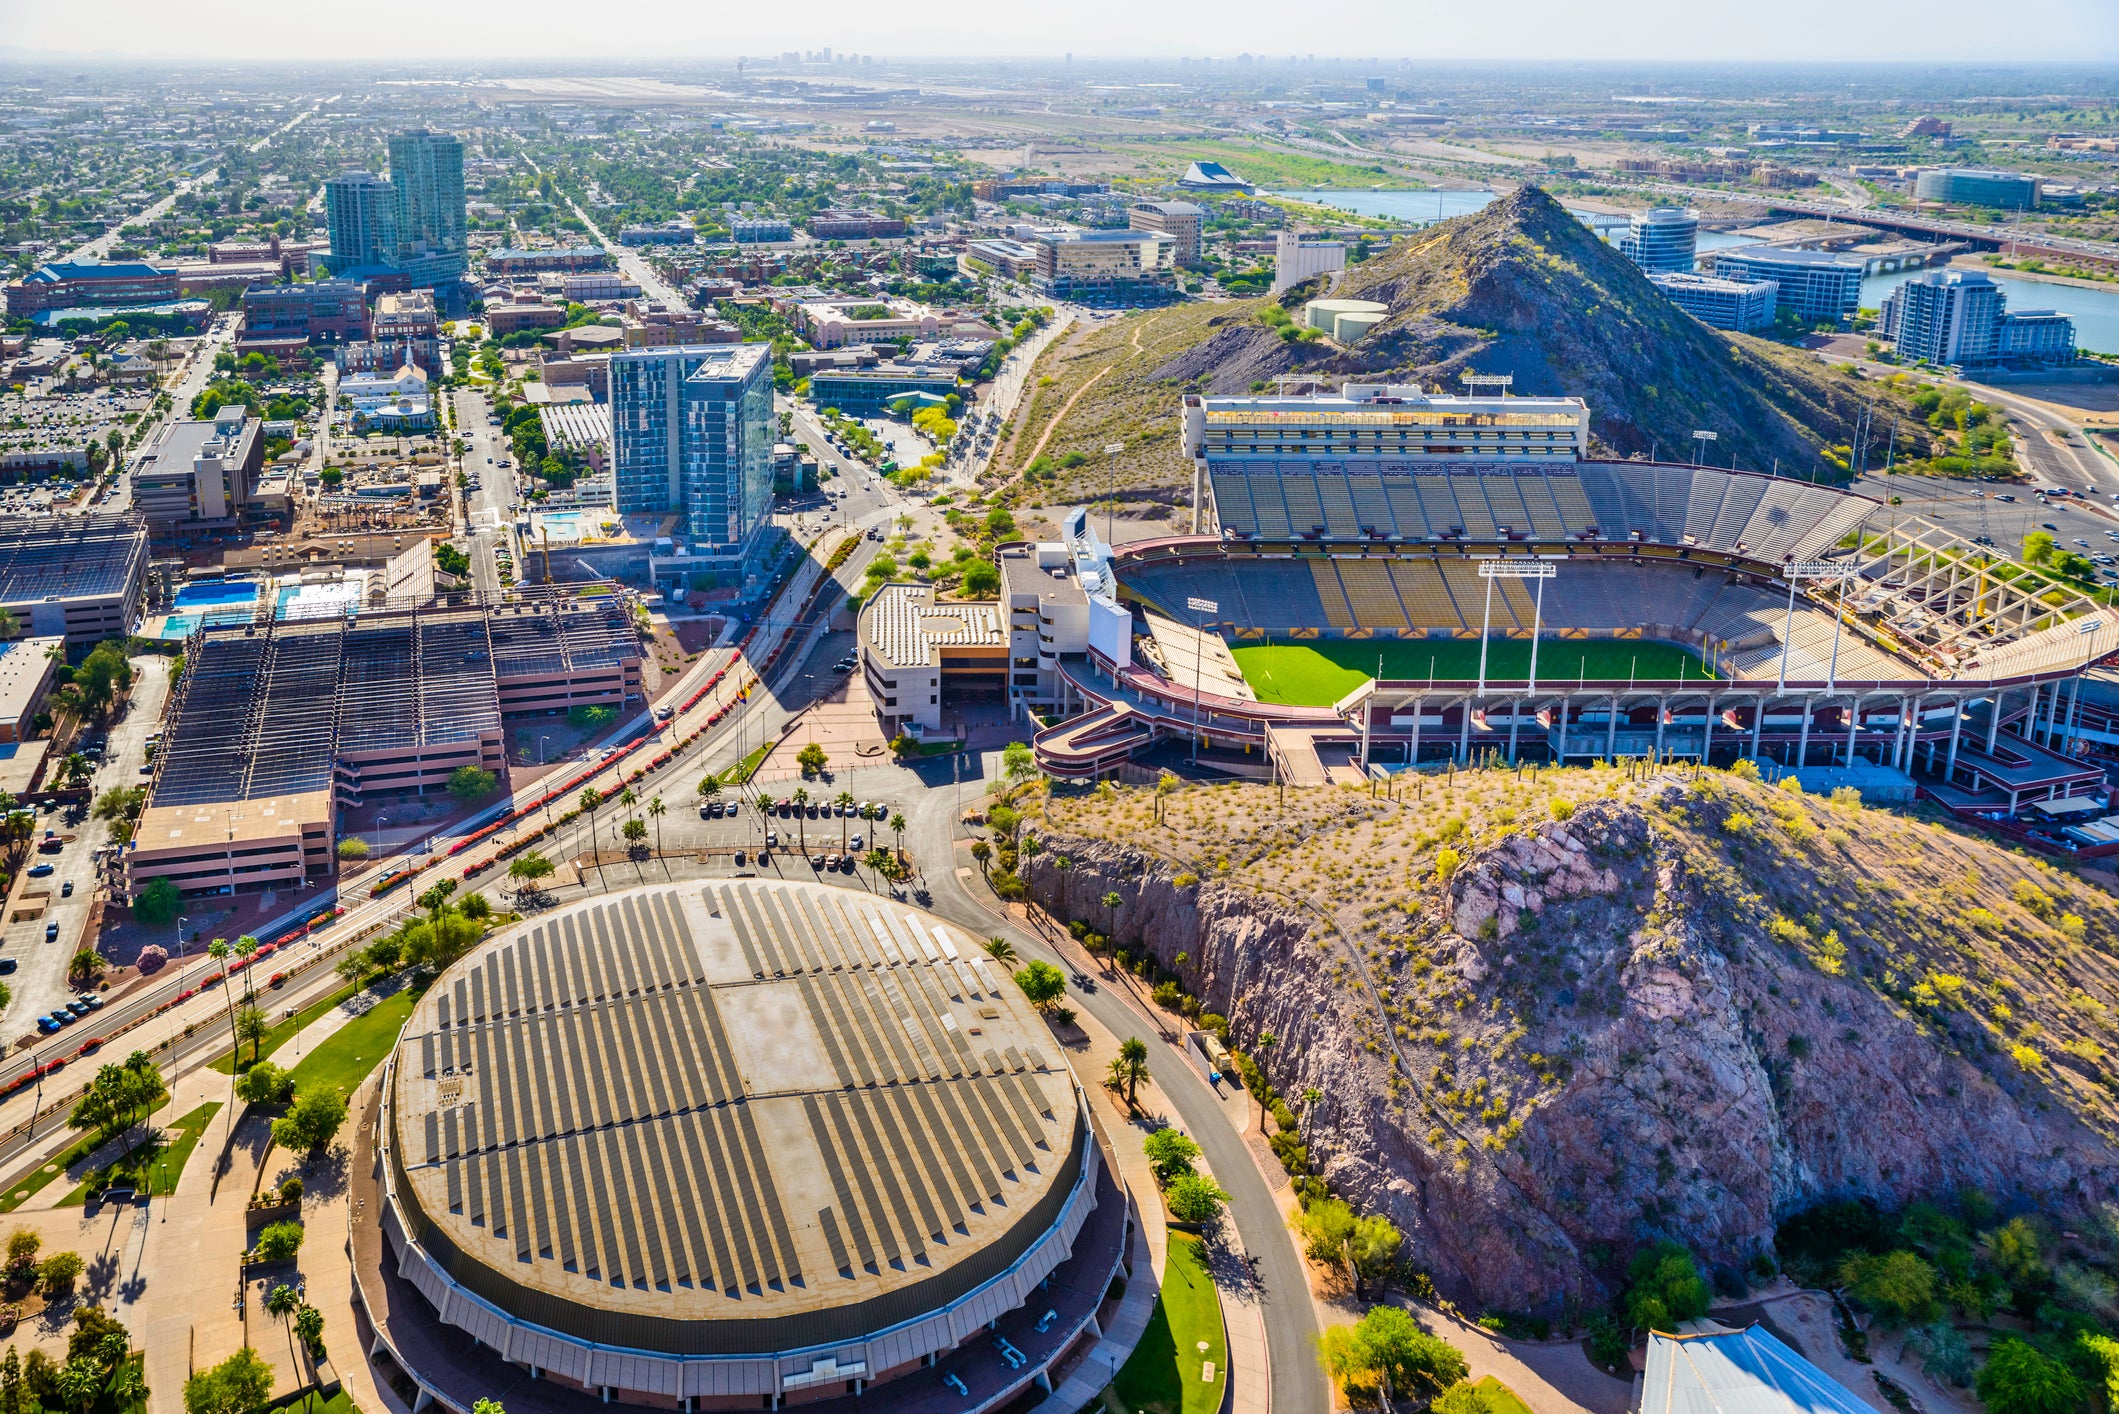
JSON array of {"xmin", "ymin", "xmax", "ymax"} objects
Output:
[{"xmin": 1022, "ymin": 779, "xmax": 2119, "ymax": 1310}]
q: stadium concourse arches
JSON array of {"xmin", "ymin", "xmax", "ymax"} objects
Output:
[{"xmin": 1031, "ymin": 459, "xmax": 2119, "ymax": 839}]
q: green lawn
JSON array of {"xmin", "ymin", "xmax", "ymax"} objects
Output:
[
  {"xmin": 58, "ymin": 1102, "xmax": 220, "ymax": 1204},
  {"xmin": 284, "ymin": 984, "xmax": 423, "ymax": 1101},
  {"xmin": 1110, "ymin": 1231, "xmax": 1227, "ymax": 1414},
  {"xmin": 211, "ymin": 981, "xmax": 361, "ymax": 1076},
  {"xmin": 1474, "ymin": 1377, "xmax": 1535, "ymax": 1414},
  {"xmin": 720, "ymin": 739, "xmax": 775, "ymax": 786},
  {"xmin": 1230, "ymin": 637, "xmax": 1717, "ymax": 706}
]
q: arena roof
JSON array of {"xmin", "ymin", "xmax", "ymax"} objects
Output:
[{"xmin": 386, "ymin": 882, "xmax": 1080, "ymax": 1354}]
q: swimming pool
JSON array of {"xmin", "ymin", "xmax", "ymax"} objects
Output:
[
  {"xmin": 172, "ymin": 580, "xmax": 262, "ymax": 610},
  {"xmin": 277, "ymin": 574, "xmax": 367, "ymax": 621}
]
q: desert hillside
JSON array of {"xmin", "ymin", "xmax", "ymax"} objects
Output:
[
  {"xmin": 1007, "ymin": 765, "xmax": 2119, "ymax": 1309},
  {"xmin": 997, "ymin": 187, "xmax": 1937, "ymax": 512}
]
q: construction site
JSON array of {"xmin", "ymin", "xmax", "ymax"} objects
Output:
[{"xmin": 126, "ymin": 589, "xmax": 644, "ymax": 899}]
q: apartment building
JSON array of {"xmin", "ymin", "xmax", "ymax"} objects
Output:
[{"xmin": 610, "ymin": 343, "xmax": 775, "ymax": 565}]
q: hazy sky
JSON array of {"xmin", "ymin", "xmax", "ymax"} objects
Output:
[{"xmin": 2, "ymin": 0, "xmax": 2117, "ymax": 64}]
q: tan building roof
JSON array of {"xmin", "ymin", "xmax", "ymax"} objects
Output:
[
  {"xmin": 131, "ymin": 788, "xmax": 332, "ymax": 854},
  {"xmin": 861, "ymin": 583, "xmax": 1005, "ymax": 669},
  {"xmin": 387, "ymin": 882, "xmax": 1079, "ymax": 1349},
  {"xmin": 0, "ymin": 636, "xmax": 61, "ymax": 735}
]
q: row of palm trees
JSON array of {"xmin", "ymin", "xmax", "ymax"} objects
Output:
[
  {"xmin": 694, "ymin": 775, "xmax": 906, "ymax": 861},
  {"xmin": 570, "ymin": 786, "xmax": 669, "ymax": 886}
]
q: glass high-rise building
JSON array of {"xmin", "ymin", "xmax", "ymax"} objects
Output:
[
  {"xmin": 324, "ymin": 171, "xmax": 397, "ymax": 271},
  {"xmin": 610, "ymin": 344, "xmax": 775, "ymax": 567},
  {"xmin": 1618, "ymin": 207, "xmax": 1699, "ymax": 275},
  {"xmin": 387, "ymin": 130, "xmax": 468, "ymax": 284}
]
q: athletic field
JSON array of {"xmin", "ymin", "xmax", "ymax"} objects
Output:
[{"xmin": 1229, "ymin": 638, "xmax": 1718, "ymax": 707}]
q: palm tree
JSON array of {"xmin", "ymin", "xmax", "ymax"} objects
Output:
[
  {"xmin": 647, "ymin": 796, "xmax": 665, "ymax": 868},
  {"xmin": 618, "ymin": 786, "xmax": 638, "ymax": 821},
  {"xmin": 206, "ymin": 938, "xmax": 242, "ymax": 1060},
  {"xmin": 577, "ymin": 787, "xmax": 603, "ymax": 884},
  {"xmin": 889, "ymin": 812, "xmax": 907, "ymax": 866},
  {"xmin": 1108, "ymin": 1036, "xmax": 1150, "ymax": 1110},
  {"xmin": 265, "ymin": 1284, "xmax": 301, "ymax": 1401},
  {"xmin": 1055, "ymin": 855, "xmax": 1072, "ymax": 916},
  {"xmin": 983, "ymin": 936, "xmax": 1017, "ymax": 966},
  {"xmin": 835, "ymin": 791, "xmax": 855, "ymax": 852},
  {"xmin": 792, "ymin": 787, "xmax": 808, "ymax": 853}
]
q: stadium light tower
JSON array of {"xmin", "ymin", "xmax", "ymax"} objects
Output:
[
  {"xmin": 1186, "ymin": 596, "xmax": 1217, "ymax": 765},
  {"xmin": 1691, "ymin": 430, "xmax": 1718, "ymax": 466},
  {"xmin": 1777, "ymin": 562, "xmax": 1859, "ymax": 694},
  {"xmin": 1476, "ymin": 557, "xmax": 1558, "ymax": 696}
]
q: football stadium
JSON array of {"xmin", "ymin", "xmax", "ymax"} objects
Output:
[
  {"xmin": 1028, "ymin": 384, "xmax": 2119, "ymax": 841},
  {"xmin": 356, "ymin": 883, "xmax": 1129, "ymax": 1413}
]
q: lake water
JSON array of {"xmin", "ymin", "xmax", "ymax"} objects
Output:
[{"xmin": 1857, "ymin": 265, "xmax": 2119, "ymax": 358}]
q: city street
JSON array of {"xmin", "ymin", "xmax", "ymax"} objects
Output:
[
  {"xmin": 0, "ymin": 657, "xmax": 172, "ymax": 1034},
  {"xmin": 450, "ymin": 387, "xmax": 520, "ymax": 594}
]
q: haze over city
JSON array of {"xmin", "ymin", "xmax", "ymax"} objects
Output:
[{"xmin": 3, "ymin": 22, "xmax": 2119, "ymax": 1414}]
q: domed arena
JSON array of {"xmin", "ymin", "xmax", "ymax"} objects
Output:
[{"xmin": 354, "ymin": 882, "xmax": 1129, "ymax": 1413}]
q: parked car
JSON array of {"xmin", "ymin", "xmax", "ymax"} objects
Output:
[
  {"xmin": 765, "ymin": 830, "xmax": 778, "ymax": 847},
  {"xmin": 27, "ymin": 863, "xmax": 52, "ymax": 877},
  {"xmin": 0, "ymin": 958, "xmax": 16, "ymax": 975},
  {"xmin": 850, "ymin": 832, "xmax": 863, "ymax": 850},
  {"xmin": 36, "ymin": 1017, "xmax": 59, "ymax": 1035},
  {"xmin": 811, "ymin": 854, "xmax": 826, "ymax": 870},
  {"xmin": 44, "ymin": 922, "xmax": 57, "ymax": 942},
  {"xmin": 60, "ymin": 880, "xmax": 72, "ymax": 897}
]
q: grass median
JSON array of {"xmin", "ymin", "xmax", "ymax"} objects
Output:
[
  {"xmin": 284, "ymin": 981, "xmax": 424, "ymax": 1100},
  {"xmin": 211, "ymin": 981, "xmax": 360, "ymax": 1076},
  {"xmin": 58, "ymin": 1101, "xmax": 221, "ymax": 1205},
  {"xmin": 1110, "ymin": 1230, "xmax": 1226, "ymax": 1414}
]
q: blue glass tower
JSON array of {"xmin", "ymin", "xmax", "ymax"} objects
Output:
[{"xmin": 610, "ymin": 343, "xmax": 775, "ymax": 565}]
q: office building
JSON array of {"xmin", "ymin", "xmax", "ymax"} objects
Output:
[
  {"xmin": 387, "ymin": 130, "xmax": 468, "ymax": 284},
  {"xmin": 1129, "ymin": 200, "xmax": 1205, "ymax": 265},
  {"xmin": 485, "ymin": 301, "xmax": 568, "ymax": 337},
  {"xmin": 238, "ymin": 279, "xmax": 369, "ymax": 350},
  {"xmin": 1880, "ymin": 269, "xmax": 2005, "ymax": 364},
  {"xmin": 1650, "ymin": 272, "xmax": 1778, "ymax": 331},
  {"xmin": 808, "ymin": 209, "xmax": 908, "ymax": 239},
  {"xmin": 0, "ymin": 513, "xmax": 147, "ymax": 642},
  {"xmin": 1708, "ymin": 248, "xmax": 1863, "ymax": 325},
  {"xmin": 559, "ymin": 272, "xmax": 641, "ymax": 303},
  {"xmin": 1914, "ymin": 168, "xmax": 2041, "ymax": 210},
  {"xmin": 4, "ymin": 261, "xmax": 180, "ymax": 317},
  {"xmin": 1000, "ymin": 543, "xmax": 1091, "ymax": 715},
  {"xmin": 1273, "ymin": 231, "xmax": 1346, "ymax": 294},
  {"xmin": 0, "ymin": 637, "xmax": 62, "ymax": 744},
  {"xmin": 861, "ymin": 583, "xmax": 1006, "ymax": 735},
  {"xmin": 790, "ymin": 295, "xmax": 940, "ymax": 348},
  {"xmin": 610, "ymin": 343, "xmax": 775, "ymax": 564},
  {"xmin": 964, "ymin": 238, "xmax": 1042, "ymax": 279},
  {"xmin": 325, "ymin": 171, "xmax": 399, "ymax": 271},
  {"xmin": 809, "ymin": 366, "xmax": 962, "ymax": 417},
  {"xmin": 616, "ymin": 219, "xmax": 696, "ymax": 246},
  {"xmin": 133, "ymin": 408, "xmax": 263, "ymax": 527},
  {"xmin": 1033, "ymin": 230, "xmax": 1180, "ymax": 307},
  {"xmin": 1618, "ymin": 207, "xmax": 1699, "ymax": 275},
  {"xmin": 484, "ymin": 247, "xmax": 608, "ymax": 277},
  {"xmin": 2000, "ymin": 309, "xmax": 2078, "ymax": 362},
  {"xmin": 729, "ymin": 218, "xmax": 794, "ymax": 243}
]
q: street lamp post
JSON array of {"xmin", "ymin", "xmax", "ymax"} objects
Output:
[
  {"xmin": 374, "ymin": 814, "xmax": 389, "ymax": 858},
  {"xmin": 1186, "ymin": 597, "xmax": 1218, "ymax": 765},
  {"xmin": 1102, "ymin": 442, "xmax": 1124, "ymax": 544},
  {"xmin": 176, "ymin": 915, "xmax": 190, "ymax": 958}
]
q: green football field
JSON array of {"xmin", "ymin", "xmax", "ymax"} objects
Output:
[{"xmin": 1229, "ymin": 638, "xmax": 1718, "ymax": 706}]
